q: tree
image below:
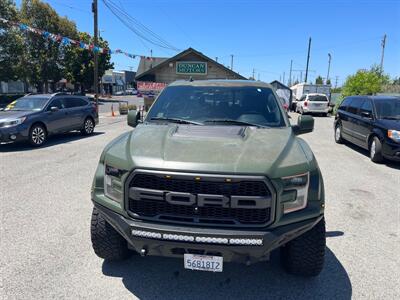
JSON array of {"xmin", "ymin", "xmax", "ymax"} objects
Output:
[
  {"xmin": 341, "ymin": 68, "xmax": 388, "ymax": 97},
  {"xmin": 20, "ymin": 0, "xmax": 78, "ymax": 92},
  {"xmin": 315, "ymin": 75, "xmax": 323, "ymax": 84},
  {"xmin": 326, "ymin": 78, "xmax": 331, "ymax": 85},
  {"xmin": 64, "ymin": 32, "xmax": 113, "ymax": 92},
  {"xmin": 0, "ymin": 0, "xmax": 24, "ymax": 83}
]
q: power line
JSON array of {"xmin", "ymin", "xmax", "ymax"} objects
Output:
[{"xmin": 102, "ymin": 0, "xmax": 180, "ymax": 52}]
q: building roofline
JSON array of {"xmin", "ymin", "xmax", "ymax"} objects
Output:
[{"xmin": 135, "ymin": 47, "xmax": 247, "ymax": 81}]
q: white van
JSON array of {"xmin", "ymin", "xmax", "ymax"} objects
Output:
[{"xmin": 296, "ymin": 93, "xmax": 329, "ymax": 116}]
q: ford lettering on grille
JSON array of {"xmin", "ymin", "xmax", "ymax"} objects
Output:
[{"xmin": 129, "ymin": 187, "xmax": 271, "ymax": 209}]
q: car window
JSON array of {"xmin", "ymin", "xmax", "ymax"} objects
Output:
[
  {"xmin": 339, "ymin": 98, "xmax": 352, "ymax": 111},
  {"xmin": 5, "ymin": 97, "xmax": 49, "ymax": 111},
  {"xmin": 47, "ymin": 98, "xmax": 64, "ymax": 110},
  {"xmin": 63, "ymin": 97, "xmax": 88, "ymax": 108},
  {"xmin": 347, "ymin": 98, "xmax": 363, "ymax": 114},
  {"xmin": 308, "ymin": 95, "xmax": 328, "ymax": 101},
  {"xmin": 374, "ymin": 98, "xmax": 400, "ymax": 119},
  {"xmin": 360, "ymin": 99, "xmax": 373, "ymax": 115},
  {"xmin": 146, "ymin": 85, "xmax": 286, "ymax": 127}
]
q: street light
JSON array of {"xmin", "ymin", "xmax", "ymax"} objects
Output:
[{"xmin": 327, "ymin": 53, "xmax": 331, "ymax": 84}]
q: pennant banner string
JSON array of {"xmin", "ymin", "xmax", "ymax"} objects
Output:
[{"xmin": 0, "ymin": 17, "xmax": 154, "ymax": 60}]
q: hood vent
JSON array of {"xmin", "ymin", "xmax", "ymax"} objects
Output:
[{"xmin": 173, "ymin": 125, "xmax": 246, "ymax": 139}]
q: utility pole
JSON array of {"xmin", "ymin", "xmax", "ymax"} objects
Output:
[
  {"xmin": 92, "ymin": 0, "xmax": 98, "ymax": 104},
  {"xmin": 230, "ymin": 54, "xmax": 234, "ymax": 70},
  {"xmin": 258, "ymin": 73, "xmax": 260, "ymax": 81},
  {"xmin": 305, "ymin": 37, "xmax": 311, "ymax": 83},
  {"xmin": 289, "ymin": 59, "xmax": 293, "ymax": 86},
  {"xmin": 335, "ymin": 76, "xmax": 339, "ymax": 89},
  {"xmin": 252, "ymin": 68, "xmax": 255, "ymax": 80},
  {"xmin": 327, "ymin": 53, "xmax": 331, "ymax": 84},
  {"xmin": 380, "ymin": 34, "xmax": 386, "ymax": 73},
  {"xmin": 300, "ymin": 71, "xmax": 303, "ymax": 82},
  {"xmin": 283, "ymin": 72, "xmax": 285, "ymax": 84}
]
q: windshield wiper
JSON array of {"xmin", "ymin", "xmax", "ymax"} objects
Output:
[
  {"xmin": 150, "ymin": 117, "xmax": 202, "ymax": 125},
  {"xmin": 203, "ymin": 119, "xmax": 262, "ymax": 127}
]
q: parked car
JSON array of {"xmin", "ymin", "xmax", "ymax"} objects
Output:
[
  {"xmin": 90, "ymin": 80, "xmax": 326, "ymax": 277},
  {"xmin": 115, "ymin": 90, "xmax": 125, "ymax": 96},
  {"xmin": 334, "ymin": 96, "xmax": 400, "ymax": 162},
  {"xmin": 0, "ymin": 93, "xmax": 98, "ymax": 146},
  {"xmin": 125, "ymin": 88, "xmax": 138, "ymax": 95},
  {"xmin": 296, "ymin": 93, "xmax": 330, "ymax": 116}
]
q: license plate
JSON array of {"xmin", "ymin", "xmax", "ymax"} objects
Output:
[{"xmin": 184, "ymin": 254, "xmax": 223, "ymax": 272}]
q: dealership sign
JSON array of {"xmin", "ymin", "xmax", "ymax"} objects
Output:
[{"xmin": 176, "ymin": 62, "xmax": 207, "ymax": 75}]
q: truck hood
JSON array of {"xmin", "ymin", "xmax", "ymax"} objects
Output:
[{"xmin": 104, "ymin": 124, "xmax": 314, "ymax": 178}]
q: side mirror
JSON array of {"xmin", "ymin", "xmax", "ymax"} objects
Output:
[
  {"xmin": 127, "ymin": 110, "xmax": 140, "ymax": 127},
  {"xmin": 292, "ymin": 115, "xmax": 314, "ymax": 135},
  {"xmin": 50, "ymin": 106, "xmax": 59, "ymax": 112},
  {"xmin": 361, "ymin": 111, "xmax": 372, "ymax": 119}
]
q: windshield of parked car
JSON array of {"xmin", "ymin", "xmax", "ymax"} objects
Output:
[
  {"xmin": 146, "ymin": 85, "xmax": 286, "ymax": 127},
  {"xmin": 374, "ymin": 98, "xmax": 400, "ymax": 119},
  {"xmin": 5, "ymin": 97, "xmax": 49, "ymax": 111},
  {"xmin": 308, "ymin": 95, "xmax": 328, "ymax": 101}
]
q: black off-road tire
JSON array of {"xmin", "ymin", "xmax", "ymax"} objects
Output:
[
  {"xmin": 91, "ymin": 207, "xmax": 132, "ymax": 261},
  {"xmin": 281, "ymin": 218, "xmax": 326, "ymax": 277}
]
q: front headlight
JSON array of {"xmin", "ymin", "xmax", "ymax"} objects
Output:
[
  {"xmin": 388, "ymin": 130, "xmax": 400, "ymax": 142},
  {"xmin": 0, "ymin": 116, "xmax": 26, "ymax": 128},
  {"xmin": 282, "ymin": 173, "xmax": 309, "ymax": 214},
  {"xmin": 104, "ymin": 165, "xmax": 124, "ymax": 202}
]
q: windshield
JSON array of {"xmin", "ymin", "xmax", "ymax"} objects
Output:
[
  {"xmin": 308, "ymin": 95, "xmax": 328, "ymax": 102},
  {"xmin": 5, "ymin": 97, "xmax": 49, "ymax": 111},
  {"xmin": 374, "ymin": 98, "xmax": 400, "ymax": 119},
  {"xmin": 146, "ymin": 85, "xmax": 286, "ymax": 127}
]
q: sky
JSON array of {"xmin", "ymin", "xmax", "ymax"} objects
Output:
[{"xmin": 15, "ymin": 0, "xmax": 400, "ymax": 86}]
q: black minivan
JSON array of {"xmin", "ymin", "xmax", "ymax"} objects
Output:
[
  {"xmin": 0, "ymin": 93, "xmax": 98, "ymax": 146},
  {"xmin": 334, "ymin": 96, "xmax": 400, "ymax": 162}
]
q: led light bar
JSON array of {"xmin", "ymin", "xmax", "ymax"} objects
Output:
[
  {"xmin": 195, "ymin": 237, "xmax": 229, "ymax": 244},
  {"xmin": 130, "ymin": 229, "xmax": 263, "ymax": 246},
  {"xmin": 163, "ymin": 234, "xmax": 194, "ymax": 242},
  {"xmin": 229, "ymin": 238, "xmax": 263, "ymax": 245},
  {"xmin": 131, "ymin": 229, "xmax": 162, "ymax": 239}
]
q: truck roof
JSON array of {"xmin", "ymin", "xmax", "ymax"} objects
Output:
[{"xmin": 169, "ymin": 79, "xmax": 273, "ymax": 89}]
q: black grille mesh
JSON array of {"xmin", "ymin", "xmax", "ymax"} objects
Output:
[
  {"xmin": 130, "ymin": 174, "xmax": 270, "ymax": 196},
  {"xmin": 128, "ymin": 173, "xmax": 272, "ymax": 226}
]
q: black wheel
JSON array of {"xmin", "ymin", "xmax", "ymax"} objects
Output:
[
  {"xmin": 81, "ymin": 117, "xmax": 95, "ymax": 135},
  {"xmin": 29, "ymin": 124, "xmax": 47, "ymax": 146},
  {"xmin": 281, "ymin": 218, "xmax": 326, "ymax": 277},
  {"xmin": 334, "ymin": 123, "xmax": 344, "ymax": 144},
  {"xmin": 370, "ymin": 137, "xmax": 383, "ymax": 163},
  {"xmin": 91, "ymin": 207, "xmax": 132, "ymax": 261}
]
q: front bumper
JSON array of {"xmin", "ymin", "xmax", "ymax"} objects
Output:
[
  {"xmin": 94, "ymin": 203, "xmax": 323, "ymax": 264},
  {"xmin": 382, "ymin": 139, "xmax": 400, "ymax": 161},
  {"xmin": 0, "ymin": 125, "xmax": 29, "ymax": 144}
]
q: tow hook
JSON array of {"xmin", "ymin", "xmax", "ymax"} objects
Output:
[{"xmin": 140, "ymin": 248, "xmax": 147, "ymax": 257}]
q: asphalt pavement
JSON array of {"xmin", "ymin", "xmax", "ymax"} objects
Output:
[{"xmin": 0, "ymin": 114, "xmax": 399, "ymax": 299}]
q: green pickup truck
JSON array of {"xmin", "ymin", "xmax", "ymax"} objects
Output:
[{"xmin": 90, "ymin": 80, "xmax": 326, "ymax": 276}]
